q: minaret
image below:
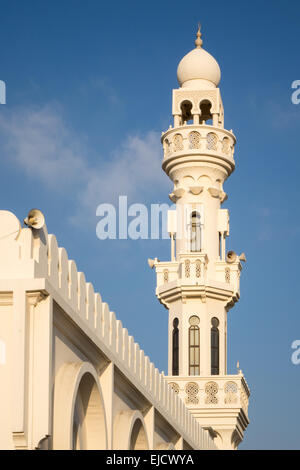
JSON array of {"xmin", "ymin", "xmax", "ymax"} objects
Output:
[{"xmin": 150, "ymin": 26, "xmax": 250, "ymax": 450}]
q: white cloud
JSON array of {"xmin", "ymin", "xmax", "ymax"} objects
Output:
[{"xmin": 0, "ymin": 104, "xmax": 170, "ymax": 223}]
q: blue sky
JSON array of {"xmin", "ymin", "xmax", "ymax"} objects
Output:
[{"xmin": 0, "ymin": 0, "xmax": 300, "ymax": 449}]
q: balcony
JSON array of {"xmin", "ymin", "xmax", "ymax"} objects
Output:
[
  {"xmin": 166, "ymin": 374, "xmax": 249, "ymax": 418},
  {"xmin": 166, "ymin": 373, "xmax": 250, "ymax": 449},
  {"xmin": 161, "ymin": 125, "xmax": 236, "ymax": 176}
]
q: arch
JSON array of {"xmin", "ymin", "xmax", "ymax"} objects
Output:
[
  {"xmin": 53, "ymin": 362, "xmax": 108, "ymax": 450},
  {"xmin": 172, "ymin": 318, "xmax": 179, "ymax": 375},
  {"xmin": 207, "ymin": 132, "xmax": 218, "ymax": 150},
  {"xmin": 163, "ymin": 138, "xmax": 170, "ymax": 157},
  {"xmin": 113, "ymin": 410, "xmax": 149, "ymax": 450},
  {"xmin": 185, "ymin": 382, "xmax": 199, "ymax": 404},
  {"xmin": 188, "ymin": 131, "xmax": 201, "ymax": 149},
  {"xmin": 180, "ymin": 100, "xmax": 193, "ymax": 122},
  {"xmin": 130, "ymin": 418, "xmax": 149, "ymax": 450},
  {"xmin": 173, "ymin": 133, "xmax": 184, "ymax": 151},
  {"xmin": 189, "ymin": 211, "xmax": 201, "ymax": 252},
  {"xmin": 211, "ymin": 317, "xmax": 219, "ymax": 375},
  {"xmin": 199, "ymin": 99, "xmax": 212, "ymax": 123},
  {"xmin": 188, "ymin": 315, "xmax": 200, "ymax": 375},
  {"xmin": 222, "ymin": 136, "xmax": 230, "ymax": 154}
]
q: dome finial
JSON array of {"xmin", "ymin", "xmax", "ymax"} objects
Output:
[{"xmin": 195, "ymin": 23, "xmax": 203, "ymax": 49}]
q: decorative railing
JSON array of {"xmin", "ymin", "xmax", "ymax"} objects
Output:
[
  {"xmin": 155, "ymin": 254, "xmax": 208, "ymax": 289},
  {"xmin": 161, "ymin": 125, "xmax": 235, "ymax": 162},
  {"xmin": 215, "ymin": 260, "xmax": 241, "ymax": 295},
  {"xmin": 167, "ymin": 375, "xmax": 250, "ymax": 417}
]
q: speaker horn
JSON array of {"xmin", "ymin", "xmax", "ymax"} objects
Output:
[
  {"xmin": 148, "ymin": 257, "xmax": 159, "ymax": 269},
  {"xmin": 226, "ymin": 250, "xmax": 237, "ymax": 264},
  {"xmin": 24, "ymin": 209, "xmax": 45, "ymax": 230},
  {"xmin": 239, "ymin": 252, "xmax": 247, "ymax": 262}
]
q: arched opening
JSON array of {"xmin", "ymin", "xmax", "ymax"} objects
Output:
[
  {"xmin": 189, "ymin": 211, "xmax": 201, "ymax": 252},
  {"xmin": 189, "ymin": 316, "xmax": 200, "ymax": 376},
  {"xmin": 113, "ymin": 410, "xmax": 149, "ymax": 450},
  {"xmin": 130, "ymin": 418, "xmax": 149, "ymax": 450},
  {"xmin": 211, "ymin": 317, "xmax": 220, "ymax": 375},
  {"xmin": 53, "ymin": 362, "xmax": 108, "ymax": 450},
  {"xmin": 172, "ymin": 318, "xmax": 179, "ymax": 375},
  {"xmin": 180, "ymin": 100, "xmax": 193, "ymax": 124},
  {"xmin": 72, "ymin": 372, "xmax": 107, "ymax": 449},
  {"xmin": 199, "ymin": 99, "xmax": 212, "ymax": 124}
]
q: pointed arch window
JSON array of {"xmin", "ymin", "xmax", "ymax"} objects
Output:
[
  {"xmin": 189, "ymin": 211, "xmax": 201, "ymax": 252},
  {"xmin": 172, "ymin": 318, "xmax": 179, "ymax": 376},
  {"xmin": 189, "ymin": 316, "xmax": 200, "ymax": 376},
  {"xmin": 211, "ymin": 317, "xmax": 219, "ymax": 375}
]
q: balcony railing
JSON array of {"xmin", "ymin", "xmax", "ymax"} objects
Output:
[
  {"xmin": 162, "ymin": 124, "xmax": 235, "ymax": 161},
  {"xmin": 167, "ymin": 374, "xmax": 250, "ymax": 418}
]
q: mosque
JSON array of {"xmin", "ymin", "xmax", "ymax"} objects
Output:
[{"xmin": 0, "ymin": 26, "xmax": 250, "ymax": 450}]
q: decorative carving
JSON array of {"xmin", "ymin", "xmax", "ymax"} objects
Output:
[
  {"xmin": 163, "ymin": 269, "xmax": 169, "ymax": 283},
  {"xmin": 205, "ymin": 381, "xmax": 219, "ymax": 404},
  {"xmin": 240, "ymin": 386, "xmax": 249, "ymax": 415},
  {"xmin": 207, "ymin": 132, "xmax": 218, "ymax": 150},
  {"xmin": 163, "ymin": 138, "xmax": 170, "ymax": 156},
  {"xmin": 189, "ymin": 186, "xmax": 203, "ymax": 195},
  {"xmin": 224, "ymin": 381, "xmax": 238, "ymax": 404},
  {"xmin": 189, "ymin": 315, "xmax": 200, "ymax": 326},
  {"xmin": 189, "ymin": 131, "xmax": 201, "ymax": 149},
  {"xmin": 185, "ymin": 259, "xmax": 191, "ymax": 278},
  {"xmin": 173, "ymin": 133, "xmax": 184, "ymax": 152},
  {"xmin": 208, "ymin": 187, "xmax": 220, "ymax": 198},
  {"xmin": 185, "ymin": 382, "xmax": 199, "ymax": 404},
  {"xmin": 222, "ymin": 137, "xmax": 230, "ymax": 154},
  {"xmin": 196, "ymin": 260, "xmax": 201, "ymax": 278},
  {"xmin": 225, "ymin": 267, "xmax": 230, "ymax": 283},
  {"xmin": 169, "ymin": 382, "xmax": 180, "ymax": 394}
]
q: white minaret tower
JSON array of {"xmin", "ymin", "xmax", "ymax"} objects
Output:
[{"xmin": 150, "ymin": 26, "xmax": 250, "ymax": 450}]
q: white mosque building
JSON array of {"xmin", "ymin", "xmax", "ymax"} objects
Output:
[{"xmin": 0, "ymin": 26, "xmax": 250, "ymax": 450}]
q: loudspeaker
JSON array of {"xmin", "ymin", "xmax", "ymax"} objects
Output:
[
  {"xmin": 226, "ymin": 250, "xmax": 237, "ymax": 264},
  {"xmin": 148, "ymin": 258, "xmax": 159, "ymax": 269},
  {"xmin": 24, "ymin": 209, "xmax": 45, "ymax": 230}
]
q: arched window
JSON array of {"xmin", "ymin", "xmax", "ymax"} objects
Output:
[
  {"xmin": 189, "ymin": 316, "xmax": 200, "ymax": 375},
  {"xmin": 211, "ymin": 317, "xmax": 219, "ymax": 375},
  {"xmin": 189, "ymin": 211, "xmax": 201, "ymax": 252},
  {"xmin": 173, "ymin": 133, "xmax": 184, "ymax": 151},
  {"xmin": 189, "ymin": 131, "xmax": 201, "ymax": 149},
  {"xmin": 172, "ymin": 318, "xmax": 179, "ymax": 376},
  {"xmin": 180, "ymin": 100, "xmax": 193, "ymax": 123},
  {"xmin": 199, "ymin": 99, "xmax": 212, "ymax": 123},
  {"xmin": 207, "ymin": 132, "xmax": 218, "ymax": 150}
]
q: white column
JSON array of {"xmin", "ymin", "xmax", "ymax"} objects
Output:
[
  {"xmin": 193, "ymin": 114, "xmax": 200, "ymax": 125},
  {"xmin": 174, "ymin": 115, "xmax": 181, "ymax": 127}
]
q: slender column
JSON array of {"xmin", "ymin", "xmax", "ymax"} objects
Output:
[
  {"xmin": 212, "ymin": 113, "xmax": 218, "ymax": 127},
  {"xmin": 193, "ymin": 114, "xmax": 200, "ymax": 125},
  {"xmin": 174, "ymin": 115, "xmax": 181, "ymax": 127}
]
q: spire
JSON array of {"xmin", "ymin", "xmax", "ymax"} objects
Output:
[{"xmin": 195, "ymin": 23, "xmax": 203, "ymax": 49}]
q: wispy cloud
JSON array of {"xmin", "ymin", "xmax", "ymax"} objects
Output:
[{"xmin": 0, "ymin": 104, "xmax": 170, "ymax": 223}]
